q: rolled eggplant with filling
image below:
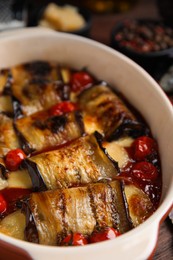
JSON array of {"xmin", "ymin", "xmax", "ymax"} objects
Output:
[
  {"xmin": 14, "ymin": 110, "xmax": 84, "ymax": 154},
  {"xmin": 10, "ymin": 61, "xmax": 71, "ymax": 117},
  {"xmin": 78, "ymin": 83, "xmax": 149, "ymax": 140},
  {"xmin": 11, "ymin": 61, "xmax": 61, "ymax": 85},
  {"xmin": 23, "ymin": 180, "xmax": 132, "ymax": 245},
  {"xmin": 22, "ymin": 133, "xmax": 119, "ymax": 191},
  {"xmin": 12, "ymin": 80, "xmax": 70, "ymax": 118},
  {"xmin": 0, "ymin": 114, "xmax": 20, "ymax": 157}
]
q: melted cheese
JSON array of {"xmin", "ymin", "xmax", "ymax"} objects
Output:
[
  {"xmin": 0, "ymin": 177, "xmax": 8, "ymax": 190},
  {"xmin": 8, "ymin": 170, "xmax": 32, "ymax": 189},
  {"xmin": 0, "ymin": 210, "xmax": 26, "ymax": 240},
  {"xmin": 124, "ymin": 185, "xmax": 153, "ymax": 227},
  {"xmin": 103, "ymin": 137, "xmax": 133, "ymax": 169}
]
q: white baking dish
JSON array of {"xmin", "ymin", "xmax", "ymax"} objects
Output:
[{"xmin": 0, "ymin": 28, "xmax": 172, "ymax": 260}]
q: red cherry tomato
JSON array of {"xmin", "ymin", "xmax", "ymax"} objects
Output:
[
  {"xmin": 70, "ymin": 71, "xmax": 94, "ymax": 92},
  {"xmin": 90, "ymin": 227, "xmax": 121, "ymax": 243},
  {"xmin": 61, "ymin": 233, "xmax": 88, "ymax": 246},
  {"xmin": 131, "ymin": 161, "xmax": 158, "ymax": 181},
  {"xmin": 0, "ymin": 193, "xmax": 7, "ymax": 213},
  {"xmin": 5, "ymin": 148, "xmax": 27, "ymax": 171},
  {"xmin": 49, "ymin": 101, "xmax": 78, "ymax": 116},
  {"xmin": 132, "ymin": 136, "xmax": 157, "ymax": 161}
]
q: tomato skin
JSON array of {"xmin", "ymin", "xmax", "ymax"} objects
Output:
[
  {"xmin": 5, "ymin": 149, "xmax": 27, "ymax": 171},
  {"xmin": 131, "ymin": 161, "xmax": 158, "ymax": 181},
  {"xmin": 0, "ymin": 193, "xmax": 7, "ymax": 213},
  {"xmin": 49, "ymin": 101, "xmax": 78, "ymax": 116},
  {"xmin": 70, "ymin": 71, "xmax": 94, "ymax": 92},
  {"xmin": 61, "ymin": 233, "xmax": 88, "ymax": 246},
  {"xmin": 90, "ymin": 227, "xmax": 121, "ymax": 243},
  {"xmin": 132, "ymin": 136, "xmax": 157, "ymax": 161}
]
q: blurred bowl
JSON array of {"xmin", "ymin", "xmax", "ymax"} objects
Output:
[
  {"xmin": 27, "ymin": 2, "xmax": 92, "ymax": 37},
  {"xmin": 111, "ymin": 19, "xmax": 173, "ymax": 76},
  {"xmin": 0, "ymin": 28, "xmax": 173, "ymax": 260}
]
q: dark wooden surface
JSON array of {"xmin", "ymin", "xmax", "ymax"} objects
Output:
[{"xmin": 90, "ymin": 0, "xmax": 173, "ymax": 259}]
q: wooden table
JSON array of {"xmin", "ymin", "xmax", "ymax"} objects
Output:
[{"xmin": 90, "ymin": 0, "xmax": 173, "ymax": 259}]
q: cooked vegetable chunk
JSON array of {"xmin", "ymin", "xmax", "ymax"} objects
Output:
[
  {"xmin": 78, "ymin": 83, "xmax": 148, "ymax": 139},
  {"xmin": 14, "ymin": 110, "xmax": 84, "ymax": 154},
  {"xmin": 24, "ymin": 180, "xmax": 132, "ymax": 245},
  {"xmin": 11, "ymin": 61, "xmax": 71, "ymax": 117},
  {"xmin": 22, "ymin": 133, "xmax": 119, "ymax": 191},
  {"xmin": 11, "ymin": 61, "xmax": 60, "ymax": 84}
]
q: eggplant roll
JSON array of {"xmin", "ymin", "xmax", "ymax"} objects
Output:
[
  {"xmin": 0, "ymin": 114, "xmax": 20, "ymax": 157},
  {"xmin": 23, "ymin": 180, "xmax": 132, "ymax": 245},
  {"xmin": 12, "ymin": 80, "xmax": 67, "ymax": 117},
  {"xmin": 22, "ymin": 133, "xmax": 119, "ymax": 191},
  {"xmin": 14, "ymin": 110, "xmax": 84, "ymax": 154},
  {"xmin": 11, "ymin": 61, "xmax": 61, "ymax": 84},
  {"xmin": 78, "ymin": 83, "xmax": 148, "ymax": 140},
  {"xmin": 11, "ymin": 61, "xmax": 71, "ymax": 117}
]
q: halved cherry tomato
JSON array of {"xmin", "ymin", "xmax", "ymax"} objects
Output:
[
  {"xmin": 49, "ymin": 101, "xmax": 78, "ymax": 116},
  {"xmin": 61, "ymin": 233, "xmax": 88, "ymax": 246},
  {"xmin": 70, "ymin": 71, "xmax": 94, "ymax": 92},
  {"xmin": 0, "ymin": 193, "xmax": 7, "ymax": 213},
  {"xmin": 90, "ymin": 227, "xmax": 121, "ymax": 243},
  {"xmin": 132, "ymin": 136, "xmax": 157, "ymax": 161},
  {"xmin": 5, "ymin": 148, "xmax": 27, "ymax": 171},
  {"xmin": 131, "ymin": 161, "xmax": 158, "ymax": 181}
]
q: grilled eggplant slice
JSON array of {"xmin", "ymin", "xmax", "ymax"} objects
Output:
[
  {"xmin": 11, "ymin": 61, "xmax": 71, "ymax": 117},
  {"xmin": 14, "ymin": 110, "xmax": 84, "ymax": 154},
  {"xmin": 22, "ymin": 133, "xmax": 119, "ymax": 191},
  {"xmin": 12, "ymin": 80, "xmax": 68, "ymax": 117},
  {"xmin": 0, "ymin": 114, "xmax": 20, "ymax": 157},
  {"xmin": 23, "ymin": 180, "xmax": 132, "ymax": 245},
  {"xmin": 78, "ymin": 83, "xmax": 148, "ymax": 139},
  {"xmin": 11, "ymin": 61, "xmax": 60, "ymax": 84}
]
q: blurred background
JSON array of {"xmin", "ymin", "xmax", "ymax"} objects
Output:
[
  {"xmin": 0, "ymin": 1, "xmax": 173, "ymax": 34},
  {"xmin": 0, "ymin": 1, "xmax": 173, "ymax": 43}
]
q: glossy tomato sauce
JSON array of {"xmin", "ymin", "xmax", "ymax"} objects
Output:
[{"xmin": 119, "ymin": 137, "xmax": 162, "ymax": 210}]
